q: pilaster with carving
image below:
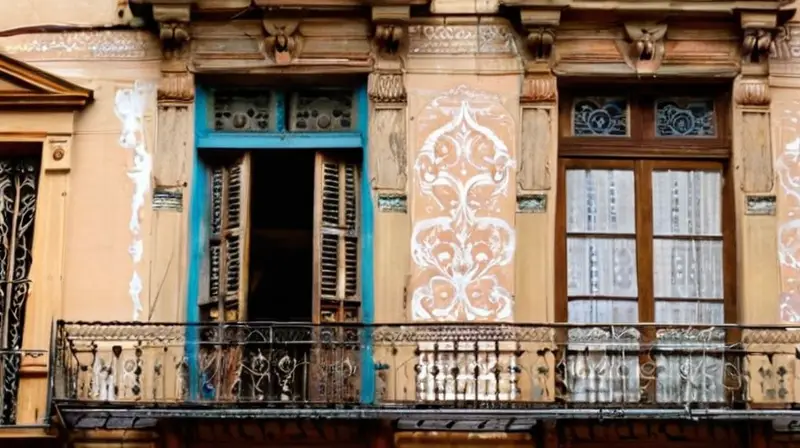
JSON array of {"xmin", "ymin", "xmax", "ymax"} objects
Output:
[{"xmin": 151, "ymin": 2, "xmax": 194, "ymax": 322}]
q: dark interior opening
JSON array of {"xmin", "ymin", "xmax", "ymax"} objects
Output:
[{"xmin": 247, "ymin": 150, "xmax": 315, "ymax": 323}]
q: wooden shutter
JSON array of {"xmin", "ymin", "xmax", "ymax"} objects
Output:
[
  {"xmin": 313, "ymin": 152, "xmax": 360, "ymax": 323},
  {"xmin": 199, "ymin": 153, "xmax": 251, "ymax": 323}
]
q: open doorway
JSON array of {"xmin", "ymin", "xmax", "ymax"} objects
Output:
[{"xmin": 247, "ymin": 150, "xmax": 316, "ymax": 322}]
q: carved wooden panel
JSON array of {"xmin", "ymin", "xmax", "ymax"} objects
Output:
[
  {"xmin": 518, "ymin": 107, "xmax": 552, "ymax": 190},
  {"xmin": 741, "ymin": 111, "xmax": 774, "ymax": 193}
]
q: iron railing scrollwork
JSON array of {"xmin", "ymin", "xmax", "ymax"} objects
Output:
[
  {"xmin": 52, "ymin": 321, "xmax": 800, "ymax": 410},
  {"xmin": 0, "ymin": 349, "xmax": 48, "ymax": 427}
]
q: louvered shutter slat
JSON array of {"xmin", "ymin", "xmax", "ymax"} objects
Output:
[
  {"xmin": 313, "ymin": 153, "xmax": 360, "ymax": 322},
  {"xmin": 201, "ymin": 154, "xmax": 251, "ymax": 323}
]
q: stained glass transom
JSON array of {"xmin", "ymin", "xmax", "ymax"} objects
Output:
[
  {"xmin": 655, "ymin": 98, "xmax": 715, "ymax": 137},
  {"xmin": 572, "ymin": 97, "xmax": 628, "ymax": 137}
]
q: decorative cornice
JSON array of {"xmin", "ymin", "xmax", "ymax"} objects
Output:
[
  {"xmin": 0, "ymin": 52, "xmax": 93, "ymax": 109},
  {"xmin": 368, "ymin": 72, "xmax": 405, "ymax": 103}
]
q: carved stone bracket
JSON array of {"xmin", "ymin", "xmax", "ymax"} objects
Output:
[
  {"xmin": 372, "ymin": 6, "xmax": 409, "ymax": 55},
  {"xmin": 263, "ymin": 19, "xmax": 301, "ymax": 65},
  {"xmin": 152, "ymin": 4, "xmax": 192, "ymax": 50},
  {"xmin": 741, "ymin": 12, "xmax": 780, "ymax": 66},
  {"xmin": 520, "ymin": 9, "xmax": 560, "ymax": 61}
]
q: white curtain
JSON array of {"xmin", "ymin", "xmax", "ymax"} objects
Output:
[{"xmin": 565, "ymin": 168, "xmax": 725, "ymax": 404}]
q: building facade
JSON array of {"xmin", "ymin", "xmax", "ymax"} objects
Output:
[{"xmin": 2, "ymin": 0, "xmax": 800, "ymax": 447}]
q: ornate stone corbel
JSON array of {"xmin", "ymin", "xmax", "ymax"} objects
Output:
[
  {"xmin": 623, "ymin": 23, "xmax": 667, "ymax": 61},
  {"xmin": 618, "ymin": 22, "xmax": 667, "ymax": 73},
  {"xmin": 152, "ymin": 4, "xmax": 192, "ymax": 49},
  {"xmin": 263, "ymin": 19, "xmax": 301, "ymax": 65},
  {"xmin": 741, "ymin": 12, "xmax": 779, "ymax": 65},
  {"xmin": 520, "ymin": 9, "xmax": 560, "ymax": 61},
  {"xmin": 372, "ymin": 6, "xmax": 409, "ymax": 54}
]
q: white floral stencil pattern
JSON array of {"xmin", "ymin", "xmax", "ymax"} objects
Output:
[{"xmin": 410, "ymin": 85, "xmax": 516, "ymax": 322}]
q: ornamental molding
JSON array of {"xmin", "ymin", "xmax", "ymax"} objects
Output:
[{"xmin": 0, "ymin": 52, "xmax": 93, "ymax": 109}]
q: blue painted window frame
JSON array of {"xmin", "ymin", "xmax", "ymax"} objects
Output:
[{"xmin": 185, "ymin": 85, "xmax": 375, "ymax": 404}]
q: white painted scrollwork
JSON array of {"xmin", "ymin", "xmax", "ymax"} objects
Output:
[{"xmin": 410, "ymin": 85, "xmax": 516, "ymax": 322}]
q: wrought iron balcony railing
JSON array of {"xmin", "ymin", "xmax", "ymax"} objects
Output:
[
  {"xmin": 50, "ymin": 321, "xmax": 799, "ymax": 416},
  {"xmin": 0, "ymin": 348, "xmax": 50, "ymax": 428}
]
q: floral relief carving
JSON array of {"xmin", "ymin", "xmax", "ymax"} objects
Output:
[{"xmin": 410, "ymin": 85, "xmax": 516, "ymax": 322}]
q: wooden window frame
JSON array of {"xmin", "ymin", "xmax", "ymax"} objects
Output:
[
  {"xmin": 558, "ymin": 85, "xmax": 732, "ymax": 159},
  {"xmin": 555, "ymin": 85, "xmax": 737, "ymax": 325}
]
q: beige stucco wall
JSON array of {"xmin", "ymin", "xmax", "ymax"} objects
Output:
[
  {"xmin": 0, "ymin": 31, "xmax": 164, "ymax": 323},
  {"xmin": 0, "ymin": 0, "xmax": 127, "ymax": 29}
]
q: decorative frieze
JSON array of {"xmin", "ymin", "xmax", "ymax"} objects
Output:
[
  {"xmin": 0, "ymin": 31, "xmax": 158, "ymax": 60},
  {"xmin": 408, "ymin": 21, "xmax": 516, "ymax": 55}
]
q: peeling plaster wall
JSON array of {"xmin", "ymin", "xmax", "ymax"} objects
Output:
[{"xmin": 0, "ymin": 31, "xmax": 162, "ymax": 322}]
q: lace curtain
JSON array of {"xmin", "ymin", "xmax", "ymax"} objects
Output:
[{"xmin": 565, "ymin": 168, "xmax": 725, "ymax": 404}]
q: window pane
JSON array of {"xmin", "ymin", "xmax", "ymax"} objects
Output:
[
  {"xmin": 566, "ymin": 169, "xmax": 635, "ymax": 233},
  {"xmin": 213, "ymin": 90, "xmax": 275, "ymax": 132},
  {"xmin": 568, "ymin": 299, "xmax": 638, "ymax": 324},
  {"xmin": 652, "ymin": 170, "xmax": 722, "ymax": 236},
  {"xmin": 572, "ymin": 97, "xmax": 628, "ymax": 137},
  {"xmin": 567, "ymin": 237, "xmax": 638, "ymax": 297},
  {"xmin": 655, "ymin": 98, "xmax": 715, "ymax": 137},
  {"xmin": 653, "ymin": 239, "xmax": 723, "ymax": 300}
]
